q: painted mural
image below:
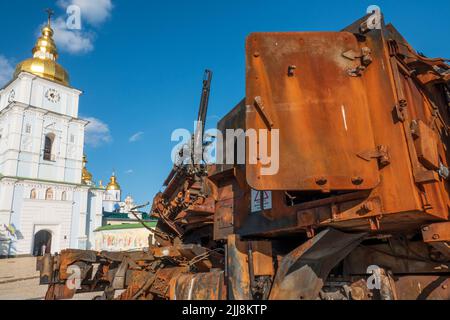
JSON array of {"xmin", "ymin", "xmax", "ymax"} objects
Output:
[{"xmin": 94, "ymin": 228, "xmax": 153, "ymax": 252}]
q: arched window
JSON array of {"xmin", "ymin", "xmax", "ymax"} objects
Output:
[
  {"xmin": 61, "ymin": 191, "xmax": 67, "ymax": 201},
  {"xmin": 43, "ymin": 133, "xmax": 55, "ymax": 161},
  {"xmin": 30, "ymin": 189, "xmax": 37, "ymax": 199},
  {"xmin": 45, "ymin": 188, "xmax": 54, "ymax": 200}
]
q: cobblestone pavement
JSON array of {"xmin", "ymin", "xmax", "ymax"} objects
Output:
[{"xmin": 0, "ymin": 257, "xmax": 99, "ymax": 300}]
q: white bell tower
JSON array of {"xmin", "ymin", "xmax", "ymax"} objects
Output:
[
  {"xmin": 103, "ymin": 172, "xmax": 122, "ymax": 212},
  {"xmin": 0, "ymin": 11, "xmax": 104, "ymax": 256}
]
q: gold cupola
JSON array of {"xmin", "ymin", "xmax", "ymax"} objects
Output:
[
  {"xmin": 81, "ymin": 155, "xmax": 93, "ymax": 185},
  {"xmin": 106, "ymin": 172, "xmax": 121, "ymax": 191},
  {"xmin": 14, "ymin": 10, "xmax": 70, "ymax": 86}
]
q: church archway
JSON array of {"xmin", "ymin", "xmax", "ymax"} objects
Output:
[
  {"xmin": 33, "ymin": 230, "xmax": 52, "ymax": 256},
  {"xmin": 45, "ymin": 188, "xmax": 54, "ymax": 200}
]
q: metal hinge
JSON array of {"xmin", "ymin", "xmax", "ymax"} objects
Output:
[{"xmin": 357, "ymin": 145, "xmax": 390, "ymax": 168}]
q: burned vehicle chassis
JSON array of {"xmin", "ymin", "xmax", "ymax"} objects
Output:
[{"xmin": 38, "ymin": 13, "xmax": 450, "ymax": 300}]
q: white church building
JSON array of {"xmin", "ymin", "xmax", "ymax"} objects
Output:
[{"xmin": 0, "ymin": 15, "xmax": 125, "ymax": 257}]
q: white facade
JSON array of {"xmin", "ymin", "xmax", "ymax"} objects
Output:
[{"xmin": 0, "ymin": 72, "xmax": 105, "ymax": 256}]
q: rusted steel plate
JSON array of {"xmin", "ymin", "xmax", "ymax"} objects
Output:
[
  {"xmin": 422, "ymin": 222, "xmax": 450, "ymax": 260},
  {"xmin": 343, "ymin": 240, "xmax": 450, "ymax": 275},
  {"xmin": 246, "ymin": 32, "xmax": 379, "ymax": 191},
  {"xmin": 117, "ymin": 270, "xmax": 155, "ymax": 300},
  {"xmin": 395, "ymin": 276, "xmax": 450, "ymax": 300},
  {"xmin": 37, "ymin": 254, "xmax": 54, "ymax": 284},
  {"xmin": 59, "ymin": 249, "xmax": 97, "ymax": 279},
  {"xmin": 213, "ymin": 170, "xmax": 239, "ymax": 241},
  {"xmin": 150, "ymin": 267, "xmax": 186, "ymax": 298},
  {"xmin": 45, "ymin": 283, "xmax": 76, "ymax": 300},
  {"xmin": 99, "ymin": 251, "xmax": 154, "ymax": 263},
  {"xmin": 251, "ymin": 241, "xmax": 274, "ymax": 276},
  {"xmin": 413, "ymin": 120, "xmax": 441, "ymax": 170},
  {"xmin": 152, "ymin": 246, "xmax": 181, "ymax": 258},
  {"xmin": 151, "ymin": 244, "xmax": 223, "ymax": 271},
  {"xmin": 227, "ymin": 234, "xmax": 251, "ymax": 300},
  {"xmin": 422, "ymin": 222, "xmax": 450, "ymax": 243},
  {"xmin": 269, "ymin": 228, "xmax": 365, "ymax": 300},
  {"xmin": 170, "ymin": 271, "xmax": 226, "ymax": 300}
]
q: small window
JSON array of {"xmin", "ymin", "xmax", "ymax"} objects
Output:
[
  {"xmin": 70, "ymin": 134, "xmax": 75, "ymax": 144},
  {"xmin": 44, "ymin": 133, "xmax": 55, "ymax": 161},
  {"xmin": 45, "ymin": 188, "xmax": 54, "ymax": 200},
  {"xmin": 30, "ymin": 189, "xmax": 37, "ymax": 199},
  {"xmin": 25, "ymin": 124, "xmax": 32, "ymax": 134},
  {"xmin": 61, "ymin": 191, "xmax": 67, "ymax": 201}
]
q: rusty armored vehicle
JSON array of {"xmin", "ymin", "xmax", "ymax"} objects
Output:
[{"xmin": 38, "ymin": 12, "xmax": 450, "ymax": 300}]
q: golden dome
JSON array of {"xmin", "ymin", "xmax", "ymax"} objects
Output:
[
  {"xmin": 14, "ymin": 11, "xmax": 70, "ymax": 86},
  {"xmin": 81, "ymin": 155, "xmax": 93, "ymax": 185},
  {"xmin": 106, "ymin": 172, "xmax": 121, "ymax": 191}
]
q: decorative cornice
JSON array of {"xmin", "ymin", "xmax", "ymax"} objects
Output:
[
  {"xmin": 0, "ymin": 102, "xmax": 88, "ymax": 126},
  {"xmin": 0, "ymin": 174, "xmax": 86, "ymax": 188}
]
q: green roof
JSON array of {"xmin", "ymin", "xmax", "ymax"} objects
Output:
[
  {"xmin": 103, "ymin": 212, "xmax": 153, "ymax": 220},
  {"xmin": 94, "ymin": 222, "xmax": 157, "ymax": 232}
]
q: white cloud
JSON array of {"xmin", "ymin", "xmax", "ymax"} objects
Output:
[
  {"xmin": 129, "ymin": 132, "xmax": 144, "ymax": 143},
  {"xmin": 0, "ymin": 55, "xmax": 14, "ymax": 88},
  {"xmin": 49, "ymin": 0, "xmax": 113, "ymax": 54},
  {"xmin": 51, "ymin": 17, "xmax": 94, "ymax": 54},
  {"xmin": 125, "ymin": 169, "xmax": 134, "ymax": 174},
  {"xmin": 57, "ymin": 0, "xmax": 113, "ymax": 26},
  {"xmin": 84, "ymin": 117, "xmax": 112, "ymax": 147}
]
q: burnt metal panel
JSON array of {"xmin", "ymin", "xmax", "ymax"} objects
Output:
[
  {"xmin": 216, "ymin": 99, "xmax": 246, "ymax": 174},
  {"xmin": 170, "ymin": 271, "xmax": 226, "ymax": 300},
  {"xmin": 422, "ymin": 222, "xmax": 450, "ymax": 243},
  {"xmin": 251, "ymin": 241, "xmax": 274, "ymax": 277},
  {"xmin": 395, "ymin": 276, "xmax": 450, "ymax": 300},
  {"xmin": 246, "ymin": 32, "xmax": 380, "ymax": 191},
  {"xmin": 269, "ymin": 228, "xmax": 366, "ymax": 300},
  {"xmin": 227, "ymin": 234, "xmax": 251, "ymax": 300},
  {"xmin": 343, "ymin": 241, "xmax": 450, "ymax": 275}
]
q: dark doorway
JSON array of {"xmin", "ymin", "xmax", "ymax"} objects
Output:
[{"xmin": 33, "ymin": 230, "xmax": 52, "ymax": 256}]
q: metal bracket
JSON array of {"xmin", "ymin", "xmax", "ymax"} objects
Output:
[
  {"xmin": 368, "ymin": 216, "xmax": 382, "ymax": 231},
  {"xmin": 422, "ymin": 222, "xmax": 450, "ymax": 260},
  {"xmin": 394, "ymin": 100, "xmax": 407, "ymax": 122},
  {"xmin": 254, "ymin": 96, "xmax": 274, "ymax": 130},
  {"xmin": 357, "ymin": 145, "xmax": 390, "ymax": 168},
  {"xmin": 343, "ymin": 47, "xmax": 373, "ymax": 77},
  {"xmin": 438, "ymin": 162, "xmax": 450, "ymax": 180}
]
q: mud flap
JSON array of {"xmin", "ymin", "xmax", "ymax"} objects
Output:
[{"xmin": 269, "ymin": 228, "xmax": 366, "ymax": 300}]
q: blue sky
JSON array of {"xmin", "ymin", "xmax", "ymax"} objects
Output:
[{"xmin": 0, "ymin": 0, "xmax": 449, "ymax": 205}]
